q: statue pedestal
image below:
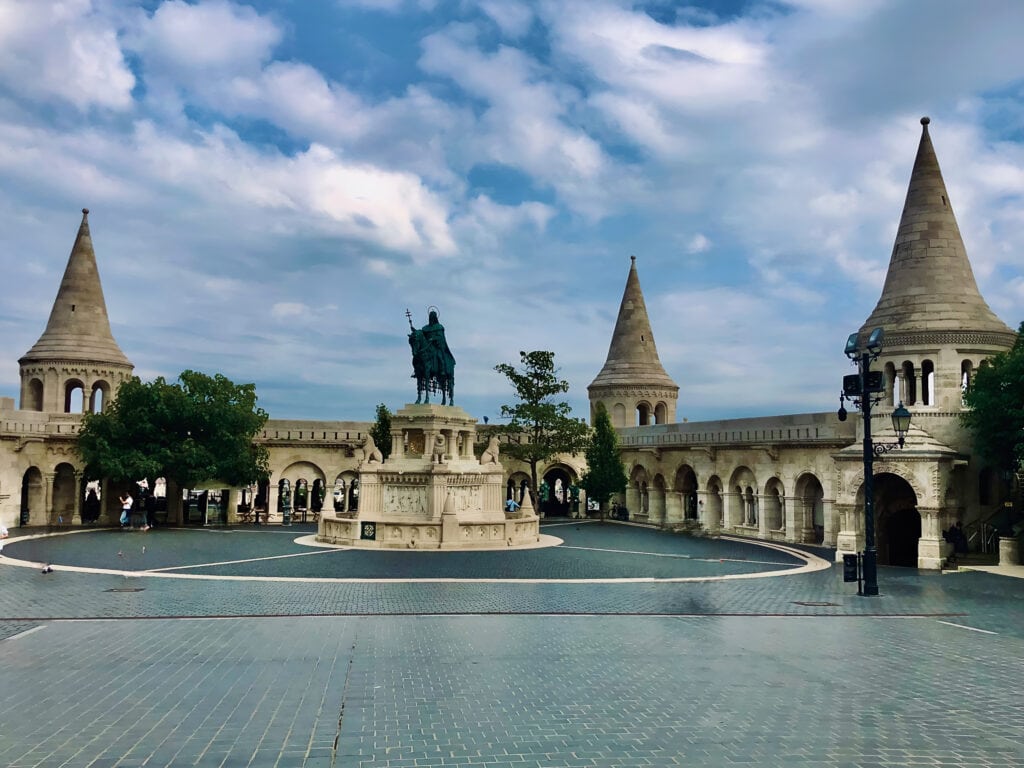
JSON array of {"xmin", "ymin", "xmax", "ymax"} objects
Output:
[{"xmin": 317, "ymin": 404, "xmax": 541, "ymax": 550}]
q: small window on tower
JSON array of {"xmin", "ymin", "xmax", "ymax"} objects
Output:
[{"xmin": 71, "ymin": 304, "xmax": 76, "ymax": 311}]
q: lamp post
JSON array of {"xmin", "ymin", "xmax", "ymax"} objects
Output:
[{"xmin": 838, "ymin": 328, "xmax": 912, "ymax": 596}]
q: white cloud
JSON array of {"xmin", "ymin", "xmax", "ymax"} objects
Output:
[
  {"xmin": 135, "ymin": 0, "xmax": 281, "ymax": 76},
  {"xmin": 271, "ymin": 302, "xmax": 308, "ymax": 320},
  {"xmin": 480, "ymin": 0, "xmax": 533, "ymax": 38},
  {"xmin": 686, "ymin": 234, "xmax": 710, "ymax": 254},
  {"xmin": 0, "ymin": 0, "xmax": 135, "ymax": 110}
]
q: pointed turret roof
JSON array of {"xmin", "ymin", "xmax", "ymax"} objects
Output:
[
  {"xmin": 588, "ymin": 256, "xmax": 678, "ymax": 391},
  {"xmin": 19, "ymin": 209, "xmax": 132, "ymax": 366},
  {"xmin": 859, "ymin": 117, "xmax": 1012, "ymax": 339}
]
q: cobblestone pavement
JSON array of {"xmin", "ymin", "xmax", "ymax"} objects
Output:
[{"xmin": 1, "ymin": 522, "xmax": 1023, "ymax": 767}]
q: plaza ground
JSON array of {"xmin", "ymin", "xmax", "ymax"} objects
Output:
[{"xmin": 1, "ymin": 521, "xmax": 1022, "ymax": 768}]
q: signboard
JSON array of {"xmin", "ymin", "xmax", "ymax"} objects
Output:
[
  {"xmin": 843, "ymin": 553, "xmax": 859, "ymax": 583},
  {"xmin": 360, "ymin": 522, "xmax": 377, "ymax": 541}
]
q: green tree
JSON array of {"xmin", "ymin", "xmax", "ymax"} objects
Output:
[
  {"xmin": 77, "ymin": 370, "xmax": 269, "ymax": 492},
  {"xmin": 961, "ymin": 322, "xmax": 1024, "ymax": 474},
  {"xmin": 580, "ymin": 402, "xmax": 628, "ymax": 520},
  {"xmin": 370, "ymin": 403, "xmax": 393, "ymax": 460},
  {"xmin": 493, "ymin": 350, "xmax": 590, "ymax": 499}
]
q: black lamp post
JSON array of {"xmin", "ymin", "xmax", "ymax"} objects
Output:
[{"xmin": 838, "ymin": 328, "xmax": 912, "ymax": 596}]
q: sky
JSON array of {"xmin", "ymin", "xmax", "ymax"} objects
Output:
[{"xmin": 2, "ymin": 0, "xmax": 1024, "ymax": 425}]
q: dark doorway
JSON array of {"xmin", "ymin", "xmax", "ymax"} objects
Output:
[
  {"xmin": 541, "ymin": 468, "xmax": 573, "ymax": 517},
  {"xmin": 873, "ymin": 473, "xmax": 920, "ymax": 567}
]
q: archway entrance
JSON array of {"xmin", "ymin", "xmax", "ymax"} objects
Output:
[
  {"xmin": 874, "ymin": 473, "xmax": 920, "ymax": 567},
  {"xmin": 20, "ymin": 468, "xmax": 43, "ymax": 526},
  {"xmin": 541, "ymin": 467, "xmax": 573, "ymax": 517}
]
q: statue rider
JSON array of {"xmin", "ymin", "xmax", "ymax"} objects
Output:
[{"xmin": 421, "ymin": 309, "xmax": 455, "ymax": 382}]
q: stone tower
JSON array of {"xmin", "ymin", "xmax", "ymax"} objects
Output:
[
  {"xmin": 858, "ymin": 117, "xmax": 1015, "ymax": 449},
  {"xmin": 588, "ymin": 256, "xmax": 679, "ymax": 428},
  {"xmin": 18, "ymin": 209, "xmax": 133, "ymax": 413}
]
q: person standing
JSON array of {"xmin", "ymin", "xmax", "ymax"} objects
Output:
[
  {"xmin": 144, "ymin": 493, "xmax": 156, "ymax": 530},
  {"xmin": 119, "ymin": 492, "xmax": 133, "ymax": 529}
]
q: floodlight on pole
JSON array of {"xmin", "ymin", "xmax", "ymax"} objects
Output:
[{"xmin": 837, "ymin": 327, "xmax": 911, "ymax": 596}]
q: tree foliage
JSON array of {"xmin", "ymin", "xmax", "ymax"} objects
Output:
[
  {"xmin": 493, "ymin": 350, "xmax": 590, "ymax": 496},
  {"xmin": 370, "ymin": 403, "xmax": 393, "ymax": 460},
  {"xmin": 77, "ymin": 370, "xmax": 269, "ymax": 489},
  {"xmin": 580, "ymin": 402, "xmax": 627, "ymax": 518},
  {"xmin": 961, "ymin": 322, "xmax": 1024, "ymax": 472}
]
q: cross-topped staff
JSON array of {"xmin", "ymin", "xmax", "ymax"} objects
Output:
[{"xmin": 405, "ymin": 308, "xmax": 414, "ymax": 332}]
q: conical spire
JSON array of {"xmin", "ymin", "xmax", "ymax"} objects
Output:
[
  {"xmin": 859, "ymin": 117, "xmax": 1012, "ymax": 339},
  {"xmin": 20, "ymin": 209, "xmax": 132, "ymax": 366},
  {"xmin": 589, "ymin": 256, "xmax": 678, "ymax": 391}
]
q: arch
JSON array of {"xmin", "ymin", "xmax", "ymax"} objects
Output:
[
  {"xmin": 920, "ymin": 360, "xmax": 935, "ymax": 406},
  {"xmin": 541, "ymin": 466, "xmax": 574, "ymax": 516},
  {"xmin": 961, "ymin": 360, "xmax": 974, "ymax": 406},
  {"xmin": 89, "ymin": 381, "xmax": 111, "ymax": 413},
  {"xmin": 636, "ymin": 401, "xmax": 652, "ymax": 426},
  {"xmin": 52, "ymin": 462, "xmax": 77, "ymax": 525},
  {"xmin": 279, "ymin": 461, "xmax": 326, "ymax": 485},
  {"xmin": 506, "ymin": 471, "xmax": 530, "ymax": 504},
  {"xmin": 20, "ymin": 467, "xmax": 43, "ymax": 526},
  {"xmin": 64, "ymin": 379, "xmax": 85, "ymax": 413},
  {"xmin": 900, "ymin": 361, "xmax": 916, "ymax": 405},
  {"xmin": 673, "ymin": 464, "xmax": 698, "ymax": 520},
  {"xmin": 870, "ymin": 473, "xmax": 920, "ymax": 567},
  {"xmin": 795, "ymin": 473, "xmax": 825, "ymax": 544},
  {"xmin": 763, "ymin": 477, "xmax": 785, "ymax": 531},
  {"xmin": 654, "ymin": 402, "xmax": 668, "ymax": 425},
  {"xmin": 333, "ymin": 472, "xmax": 358, "ymax": 513},
  {"xmin": 727, "ymin": 466, "xmax": 757, "ymax": 527},
  {"xmin": 705, "ymin": 475, "xmax": 723, "ymax": 528},
  {"xmin": 25, "ymin": 378, "xmax": 43, "ymax": 411}
]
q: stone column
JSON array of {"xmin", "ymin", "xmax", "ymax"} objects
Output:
[
  {"xmin": 664, "ymin": 491, "xmax": 683, "ymax": 526},
  {"xmin": 73, "ymin": 471, "xmax": 84, "ymax": 525},
  {"xmin": 757, "ymin": 494, "xmax": 769, "ymax": 538},
  {"xmin": 917, "ymin": 507, "xmax": 945, "ymax": 569},
  {"xmin": 266, "ymin": 482, "xmax": 279, "ymax": 524},
  {"xmin": 625, "ymin": 485, "xmax": 640, "ymax": 519},
  {"xmin": 43, "ymin": 472, "xmax": 55, "ymax": 526}
]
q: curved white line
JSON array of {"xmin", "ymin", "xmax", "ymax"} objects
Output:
[{"xmin": 0, "ymin": 528, "xmax": 831, "ymax": 584}]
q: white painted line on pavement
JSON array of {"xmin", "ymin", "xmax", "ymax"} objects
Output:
[
  {"xmin": 936, "ymin": 620, "xmax": 997, "ymax": 635},
  {"xmin": 150, "ymin": 549, "xmax": 342, "ymax": 572},
  {"xmin": 4, "ymin": 625, "xmax": 46, "ymax": 641}
]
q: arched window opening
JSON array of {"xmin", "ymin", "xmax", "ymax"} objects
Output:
[
  {"xmin": 921, "ymin": 360, "xmax": 935, "ymax": 406},
  {"xmin": 654, "ymin": 402, "xmax": 668, "ymax": 424},
  {"xmin": 900, "ymin": 361, "xmax": 917, "ymax": 406},
  {"xmin": 961, "ymin": 360, "xmax": 974, "ymax": 406},
  {"xmin": 89, "ymin": 382, "xmax": 109, "ymax": 413},
  {"xmin": 636, "ymin": 403, "xmax": 651, "ymax": 426},
  {"xmin": 64, "ymin": 380, "xmax": 85, "ymax": 413}
]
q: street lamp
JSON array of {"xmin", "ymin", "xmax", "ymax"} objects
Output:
[{"xmin": 837, "ymin": 327, "xmax": 912, "ymax": 596}]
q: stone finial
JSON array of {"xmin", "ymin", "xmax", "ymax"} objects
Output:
[{"xmin": 920, "ymin": 116, "xmax": 930, "ymax": 126}]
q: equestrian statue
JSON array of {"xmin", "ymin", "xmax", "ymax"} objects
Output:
[{"xmin": 407, "ymin": 307, "xmax": 456, "ymax": 405}]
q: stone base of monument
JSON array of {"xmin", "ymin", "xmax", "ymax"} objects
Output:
[{"xmin": 316, "ymin": 403, "xmax": 541, "ymax": 550}]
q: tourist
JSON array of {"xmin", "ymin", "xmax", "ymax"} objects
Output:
[
  {"xmin": 84, "ymin": 488, "xmax": 100, "ymax": 524},
  {"xmin": 144, "ymin": 492, "xmax": 156, "ymax": 530},
  {"xmin": 0, "ymin": 522, "xmax": 8, "ymax": 552},
  {"xmin": 119, "ymin": 492, "xmax": 132, "ymax": 528},
  {"xmin": 505, "ymin": 498, "xmax": 520, "ymax": 514}
]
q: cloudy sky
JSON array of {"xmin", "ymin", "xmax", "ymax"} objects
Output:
[{"xmin": 2, "ymin": 0, "xmax": 1024, "ymax": 425}]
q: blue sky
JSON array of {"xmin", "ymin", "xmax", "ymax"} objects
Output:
[{"xmin": 2, "ymin": 0, "xmax": 1024, "ymax": 424}]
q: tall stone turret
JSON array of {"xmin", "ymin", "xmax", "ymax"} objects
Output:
[
  {"xmin": 18, "ymin": 209, "xmax": 133, "ymax": 413},
  {"xmin": 588, "ymin": 256, "xmax": 679, "ymax": 428},
  {"xmin": 858, "ymin": 118, "xmax": 1015, "ymax": 446}
]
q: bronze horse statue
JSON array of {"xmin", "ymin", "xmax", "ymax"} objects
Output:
[{"xmin": 408, "ymin": 312, "xmax": 455, "ymax": 405}]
